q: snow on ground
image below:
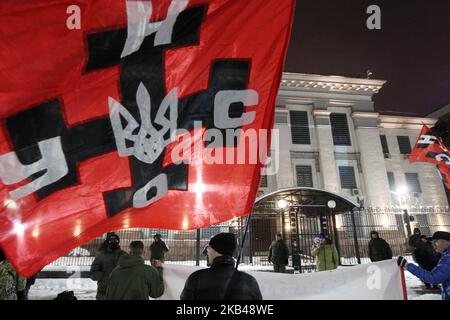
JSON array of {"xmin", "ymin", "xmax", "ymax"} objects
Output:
[
  {"xmin": 29, "ymin": 264, "xmax": 441, "ymax": 300},
  {"xmin": 404, "ymin": 271, "xmax": 441, "ymax": 300}
]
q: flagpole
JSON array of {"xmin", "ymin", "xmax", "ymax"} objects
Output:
[{"xmin": 235, "ymin": 213, "xmax": 252, "ymax": 270}]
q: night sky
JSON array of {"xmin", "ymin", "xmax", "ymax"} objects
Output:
[{"xmin": 285, "ymin": 0, "xmax": 450, "ymax": 116}]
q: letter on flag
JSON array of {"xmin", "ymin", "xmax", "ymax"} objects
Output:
[{"xmin": 0, "ymin": 0, "xmax": 296, "ymax": 276}]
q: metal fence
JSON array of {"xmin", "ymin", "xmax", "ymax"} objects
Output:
[
  {"xmin": 46, "ymin": 208, "xmax": 450, "ymax": 273},
  {"xmin": 48, "ymin": 220, "xmax": 245, "ymax": 268}
]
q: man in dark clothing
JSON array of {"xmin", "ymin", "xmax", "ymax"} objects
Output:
[
  {"xmin": 414, "ymin": 235, "xmax": 441, "ymax": 289},
  {"xmin": 106, "ymin": 241, "xmax": 164, "ymax": 300},
  {"xmin": 409, "ymin": 228, "xmax": 422, "ymax": 262},
  {"xmin": 409, "ymin": 228, "xmax": 422, "ymax": 249},
  {"xmin": 368, "ymin": 230, "xmax": 393, "ymax": 262},
  {"xmin": 89, "ymin": 232, "xmax": 127, "ymax": 300},
  {"xmin": 180, "ymin": 233, "xmax": 262, "ymax": 300},
  {"xmin": 150, "ymin": 233, "xmax": 169, "ymax": 263},
  {"xmin": 268, "ymin": 233, "xmax": 289, "ymax": 273}
]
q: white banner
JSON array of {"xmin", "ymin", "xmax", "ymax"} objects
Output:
[{"xmin": 160, "ymin": 260, "xmax": 405, "ymax": 300}]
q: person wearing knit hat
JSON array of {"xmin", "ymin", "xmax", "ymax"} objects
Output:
[
  {"xmin": 89, "ymin": 231, "xmax": 127, "ymax": 300},
  {"xmin": 208, "ymin": 232, "xmax": 237, "ymax": 256},
  {"xmin": 150, "ymin": 233, "xmax": 169, "ymax": 264},
  {"xmin": 268, "ymin": 233, "xmax": 289, "ymax": 273},
  {"xmin": 180, "ymin": 233, "xmax": 262, "ymax": 300}
]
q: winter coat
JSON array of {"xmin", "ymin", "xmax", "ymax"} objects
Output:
[
  {"xmin": 407, "ymin": 248, "xmax": 450, "ymax": 300},
  {"xmin": 311, "ymin": 244, "xmax": 339, "ymax": 272},
  {"xmin": 414, "ymin": 241, "xmax": 441, "ymax": 271},
  {"xmin": 106, "ymin": 254, "xmax": 164, "ymax": 300},
  {"xmin": 408, "ymin": 234, "xmax": 421, "ymax": 248},
  {"xmin": 150, "ymin": 240, "xmax": 169, "ymax": 261},
  {"xmin": 0, "ymin": 260, "xmax": 26, "ymax": 300},
  {"xmin": 180, "ymin": 255, "xmax": 262, "ymax": 300},
  {"xmin": 368, "ymin": 238, "xmax": 393, "ymax": 262},
  {"xmin": 89, "ymin": 247, "xmax": 127, "ymax": 300},
  {"xmin": 268, "ymin": 240, "xmax": 289, "ymax": 265}
]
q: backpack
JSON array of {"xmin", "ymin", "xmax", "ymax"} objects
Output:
[{"xmin": 53, "ymin": 290, "xmax": 78, "ymax": 300}]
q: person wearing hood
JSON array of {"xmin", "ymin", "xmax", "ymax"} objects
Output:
[
  {"xmin": 180, "ymin": 232, "xmax": 262, "ymax": 300},
  {"xmin": 409, "ymin": 228, "xmax": 422, "ymax": 263},
  {"xmin": 311, "ymin": 233, "xmax": 339, "ymax": 272},
  {"xmin": 149, "ymin": 233, "xmax": 169, "ymax": 263},
  {"xmin": 89, "ymin": 232, "xmax": 127, "ymax": 300},
  {"xmin": 409, "ymin": 228, "xmax": 422, "ymax": 249},
  {"xmin": 106, "ymin": 241, "xmax": 164, "ymax": 300},
  {"xmin": 398, "ymin": 231, "xmax": 450, "ymax": 300},
  {"xmin": 368, "ymin": 230, "xmax": 393, "ymax": 262}
]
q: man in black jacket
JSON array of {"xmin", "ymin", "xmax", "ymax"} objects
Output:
[
  {"xmin": 180, "ymin": 233, "xmax": 262, "ymax": 300},
  {"xmin": 150, "ymin": 234, "xmax": 169, "ymax": 263},
  {"xmin": 268, "ymin": 233, "xmax": 289, "ymax": 273},
  {"xmin": 368, "ymin": 230, "xmax": 393, "ymax": 262},
  {"xmin": 409, "ymin": 228, "xmax": 422, "ymax": 249}
]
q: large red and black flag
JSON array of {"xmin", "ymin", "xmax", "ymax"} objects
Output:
[
  {"xmin": 0, "ymin": 0, "xmax": 295, "ymax": 276},
  {"xmin": 409, "ymin": 124, "xmax": 450, "ymax": 188}
]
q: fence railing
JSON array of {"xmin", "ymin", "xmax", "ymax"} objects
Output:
[{"xmin": 45, "ymin": 209, "xmax": 450, "ymax": 273}]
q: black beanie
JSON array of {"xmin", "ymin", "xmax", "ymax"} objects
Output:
[
  {"xmin": 209, "ymin": 233, "xmax": 236, "ymax": 256},
  {"xmin": 106, "ymin": 232, "xmax": 119, "ymax": 241}
]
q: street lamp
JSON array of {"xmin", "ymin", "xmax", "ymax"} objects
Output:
[
  {"xmin": 396, "ymin": 185, "xmax": 408, "ymax": 195},
  {"xmin": 327, "ymin": 200, "xmax": 336, "ymax": 209},
  {"xmin": 277, "ymin": 199, "xmax": 288, "ymax": 209}
]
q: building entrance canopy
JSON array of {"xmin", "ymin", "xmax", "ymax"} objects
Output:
[{"xmin": 254, "ymin": 187, "xmax": 359, "ymax": 215}]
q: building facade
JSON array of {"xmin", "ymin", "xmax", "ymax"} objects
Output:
[
  {"xmin": 51, "ymin": 72, "xmax": 450, "ymax": 269},
  {"xmin": 260, "ymin": 72, "xmax": 449, "ymax": 213}
]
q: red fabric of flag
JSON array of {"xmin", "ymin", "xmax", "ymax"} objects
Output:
[{"xmin": 0, "ymin": 0, "xmax": 296, "ymax": 276}]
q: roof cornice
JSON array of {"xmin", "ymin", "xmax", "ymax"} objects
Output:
[
  {"xmin": 281, "ymin": 72, "xmax": 386, "ymax": 95},
  {"xmin": 379, "ymin": 115, "xmax": 438, "ymax": 129}
]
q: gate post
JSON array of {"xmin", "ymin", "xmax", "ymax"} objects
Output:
[
  {"xmin": 195, "ymin": 229, "xmax": 201, "ymax": 266},
  {"xmin": 331, "ymin": 208, "xmax": 341, "ymax": 265},
  {"xmin": 350, "ymin": 208, "xmax": 362, "ymax": 264}
]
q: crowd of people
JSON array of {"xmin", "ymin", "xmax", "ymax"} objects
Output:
[
  {"xmin": 90, "ymin": 232, "xmax": 262, "ymax": 300},
  {"xmin": 1, "ymin": 228, "xmax": 449, "ymax": 300}
]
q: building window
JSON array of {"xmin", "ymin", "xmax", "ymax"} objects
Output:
[
  {"xmin": 380, "ymin": 135, "xmax": 389, "ymax": 154},
  {"xmin": 397, "ymin": 136, "xmax": 412, "ymax": 154},
  {"xmin": 387, "ymin": 172, "xmax": 396, "ymax": 192},
  {"xmin": 339, "ymin": 166, "xmax": 357, "ymax": 189},
  {"xmin": 296, "ymin": 165, "xmax": 313, "ymax": 187},
  {"xmin": 289, "ymin": 111, "xmax": 310, "ymax": 144},
  {"xmin": 330, "ymin": 113, "xmax": 351, "ymax": 146},
  {"xmin": 405, "ymin": 173, "xmax": 422, "ymax": 193},
  {"xmin": 260, "ymin": 175, "xmax": 268, "ymax": 188}
]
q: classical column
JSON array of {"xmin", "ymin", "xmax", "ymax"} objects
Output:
[
  {"xmin": 352, "ymin": 112, "xmax": 391, "ymax": 208},
  {"xmin": 274, "ymin": 110, "xmax": 295, "ymax": 188},
  {"xmin": 313, "ymin": 110, "xmax": 340, "ymax": 193}
]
